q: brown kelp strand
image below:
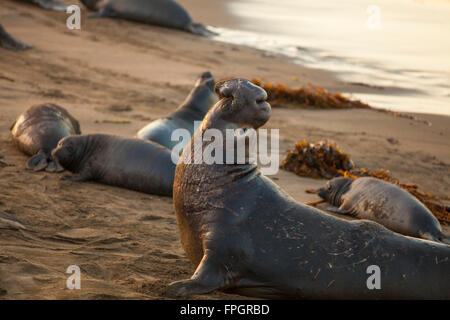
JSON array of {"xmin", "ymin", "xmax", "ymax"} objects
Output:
[
  {"xmin": 251, "ymin": 79, "xmax": 431, "ymax": 125},
  {"xmin": 251, "ymin": 79, "xmax": 371, "ymax": 109},
  {"xmin": 281, "ymin": 140, "xmax": 449, "ymax": 224},
  {"xmin": 280, "ymin": 140, "xmax": 354, "ymax": 179}
]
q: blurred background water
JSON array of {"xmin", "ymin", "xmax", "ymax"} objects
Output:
[{"xmin": 211, "ymin": 0, "xmax": 450, "ymax": 115}]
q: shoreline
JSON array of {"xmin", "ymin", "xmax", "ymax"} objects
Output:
[
  {"xmin": 180, "ymin": 0, "xmax": 450, "ymax": 117},
  {"xmin": 0, "ymin": 0, "xmax": 448, "ymax": 299}
]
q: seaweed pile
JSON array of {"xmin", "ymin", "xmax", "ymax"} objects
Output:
[
  {"xmin": 280, "ymin": 140, "xmax": 354, "ymax": 179},
  {"xmin": 282, "ymin": 140, "xmax": 449, "ymax": 224},
  {"xmin": 251, "ymin": 79, "xmax": 431, "ymax": 125},
  {"xmin": 251, "ymin": 79, "xmax": 371, "ymax": 109}
]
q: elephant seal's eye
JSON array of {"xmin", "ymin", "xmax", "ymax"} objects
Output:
[{"xmin": 67, "ymin": 146, "xmax": 74, "ymax": 153}]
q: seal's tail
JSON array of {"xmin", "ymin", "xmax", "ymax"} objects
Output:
[
  {"xmin": 27, "ymin": 151, "xmax": 48, "ymax": 172},
  {"xmin": 189, "ymin": 23, "xmax": 218, "ymax": 37}
]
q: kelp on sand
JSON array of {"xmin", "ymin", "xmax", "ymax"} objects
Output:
[{"xmin": 281, "ymin": 140, "xmax": 449, "ymax": 225}]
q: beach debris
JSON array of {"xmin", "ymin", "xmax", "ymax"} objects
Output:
[
  {"xmin": 94, "ymin": 119, "xmax": 131, "ymax": 124},
  {"xmin": 251, "ymin": 79, "xmax": 371, "ymax": 109},
  {"xmin": 280, "ymin": 140, "xmax": 354, "ymax": 179},
  {"xmin": 282, "ymin": 140, "xmax": 449, "ymax": 224}
]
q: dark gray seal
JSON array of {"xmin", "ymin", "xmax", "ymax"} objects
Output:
[
  {"xmin": 137, "ymin": 71, "xmax": 217, "ymax": 151},
  {"xmin": 11, "ymin": 103, "xmax": 81, "ymax": 172},
  {"xmin": 0, "ymin": 23, "xmax": 32, "ymax": 50},
  {"xmin": 80, "ymin": 0, "xmax": 214, "ymax": 36},
  {"xmin": 169, "ymin": 78, "xmax": 450, "ymax": 299},
  {"xmin": 51, "ymin": 134, "xmax": 176, "ymax": 196},
  {"xmin": 19, "ymin": 0, "xmax": 69, "ymax": 11},
  {"xmin": 317, "ymin": 177, "xmax": 449, "ymax": 244}
]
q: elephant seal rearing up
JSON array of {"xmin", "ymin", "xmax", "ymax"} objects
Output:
[
  {"xmin": 52, "ymin": 134, "xmax": 176, "ymax": 196},
  {"xmin": 169, "ymin": 78, "xmax": 450, "ymax": 299},
  {"xmin": 137, "ymin": 71, "xmax": 217, "ymax": 152},
  {"xmin": 0, "ymin": 23, "xmax": 32, "ymax": 50},
  {"xmin": 317, "ymin": 177, "xmax": 449, "ymax": 244},
  {"xmin": 80, "ymin": 0, "xmax": 214, "ymax": 36},
  {"xmin": 11, "ymin": 103, "xmax": 81, "ymax": 172}
]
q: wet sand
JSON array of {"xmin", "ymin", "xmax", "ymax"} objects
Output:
[{"xmin": 0, "ymin": 0, "xmax": 448, "ymax": 299}]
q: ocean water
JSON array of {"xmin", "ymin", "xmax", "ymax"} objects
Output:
[{"xmin": 211, "ymin": 0, "xmax": 450, "ymax": 115}]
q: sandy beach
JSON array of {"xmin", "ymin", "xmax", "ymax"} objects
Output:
[{"xmin": 0, "ymin": 0, "xmax": 449, "ymax": 299}]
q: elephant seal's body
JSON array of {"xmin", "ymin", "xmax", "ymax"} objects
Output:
[
  {"xmin": 137, "ymin": 71, "xmax": 216, "ymax": 152},
  {"xmin": 0, "ymin": 23, "xmax": 32, "ymax": 50},
  {"xmin": 80, "ymin": 0, "xmax": 213, "ymax": 36},
  {"xmin": 52, "ymin": 134, "xmax": 176, "ymax": 196},
  {"xmin": 19, "ymin": 0, "xmax": 68, "ymax": 11},
  {"xmin": 169, "ymin": 79, "xmax": 450, "ymax": 299},
  {"xmin": 11, "ymin": 104, "xmax": 81, "ymax": 172},
  {"xmin": 317, "ymin": 177, "xmax": 449, "ymax": 244}
]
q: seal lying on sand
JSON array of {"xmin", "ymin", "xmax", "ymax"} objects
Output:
[
  {"xmin": 316, "ymin": 177, "xmax": 449, "ymax": 244},
  {"xmin": 19, "ymin": 0, "xmax": 69, "ymax": 11},
  {"xmin": 52, "ymin": 134, "xmax": 176, "ymax": 196},
  {"xmin": 11, "ymin": 104, "xmax": 81, "ymax": 172},
  {"xmin": 169, "ymin": 78, "xmax": 450, "ymax": 299},
  {"xmin": 80, "ymin": 0, "xmax": 214, "ymax": 36},
  {"xmin": 0, "ymin": 23, "xmax": 32, "ymax": 50},
  {"xmin": 137, "ymin": 71, "xmax": 217, "ymax": 151}
]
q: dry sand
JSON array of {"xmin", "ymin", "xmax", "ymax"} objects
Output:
[{"xmin": 0, "ymin": 0, "xmax": 448, "ymax": 299}]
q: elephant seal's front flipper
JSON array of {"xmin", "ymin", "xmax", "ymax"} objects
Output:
[
  {"xmin": 45, "ymin": 159, "xmax": 64, "ymax": 173},
  {"xmin": 169, "ymin": 249, "xmax": 228, "ymax": 296},
  {"xmin": 26, "ymin": 150, "xmax": 48, "ymax": 171},
  {"xmin": 0, "ymin": 24, "xmax": 32, "ymax": 51}
]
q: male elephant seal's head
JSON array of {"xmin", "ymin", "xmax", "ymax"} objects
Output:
[
  {"xmin": 51, "ymin": 135, "xmax": 86, "ymax": 173},
  {"xmin": 202, "ymin": 79, "xmax": 271, "ymax": 130},
  {"xmin": 317, "ymin": 177, "xmax": 354, "ymax": 206}
]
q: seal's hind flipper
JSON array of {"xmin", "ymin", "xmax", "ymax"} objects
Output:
[
  {"xmin": 0, "ymin": 26, "xmax": 32, "ymax": 51},
  {"xmin": 45, "ymin": 160, "xmax": 64, "ymax": 173},
  {"xmin": 27, "ymin": 152, "xmax": 48, "ymax": 171},
  {"xmin": 38, "ymin": 0, "xmax": 69, "ymax": 11},
  {"xmin": 189, "ymin": 23, "xmax": 218, "ymax": 37}
]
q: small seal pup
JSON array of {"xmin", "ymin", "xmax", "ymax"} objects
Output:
[
  {"xmin": 169, "ymin": 78, "xmax": 450, "ymax": 299},
  {"xmin": 316, "ymin": 177, "xmax": 449, "ymax": 244},
  {"xmin": 18, "ymin": 0, "xmax": 69, "ymax": 11},
  {"xmin": 11, "ymin": 103, "xmax": 81, "ymax": 172},
  {"xmin": 137, "ymin": 71, "xmax": 217, "ymax": 152},
  {"xmin": 0, "ymin": 23, "xmax": 32, "ymax": 50},
  {"xmin": 52, "ymin": 134, "xmax": 176, "ymax": 196},
  {"xmin": 79, "ymin": 0, "xmax": 214, "ymax": 36}
]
